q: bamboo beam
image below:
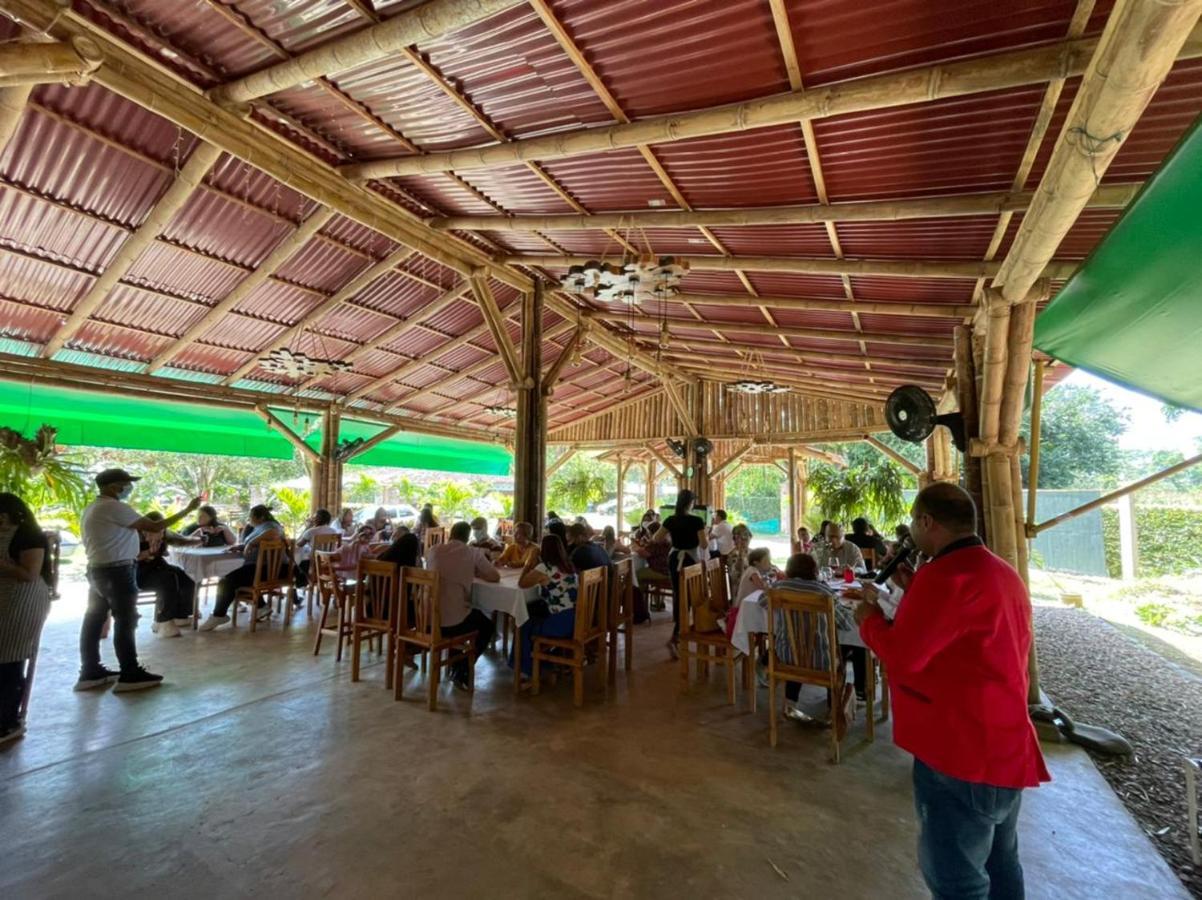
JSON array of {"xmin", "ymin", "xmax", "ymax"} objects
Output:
[
  {"xmin": 546, "ymin": 446, "xmax": 577, "ymax": 477},
  {"xmin": 649, "ymin": 336, "xmax": 949, "ymax": 369},
  {"xmin": 646, "ymin": 445, "xmax": 683, "ymax": 480},
  {"xmin": 542, "ymin": 325, "xmax": 584, "ymax": 396},
  {"xmin": 546, "ymin": 386, "xmax": 666, "ymax": 437},
  {"xmin": 864, "ymin": 435, "xmax": 923, "ymax": 477},
  {"xmin": 661, "ymin": 379, "xmax": 698, "ymax": 435},
  {"xmin": 1026, "ymin": 361, "xmax": 1045, "ymax": 533},
  {"xmin": 343, "ymin": 25, "xmax": 1202, "ymax": 179},
  {"xmin": 665, "ymin": 353, "xmax": 945, "ymax": 387},
  {"xmin": 0, "ymin": 36, "xmax": 102, "ymax": 86},
  {"xmin": 222, "ymin": 244, "xmax": 416, "ymax": 385},
  {"xmin": 711, "ymin": 441, "xmax": 754, "ymax": 479},
  {"xmin": 509, "ymin": 254, "xmax": 1078, "ymax": 281},
  {"xmin": 343, "ymin": 424, "xmax": 403, "ymax": 461},
  {"xmin": 0, "ymin": 83, "xmax": 33, "ymax": 150},
  {"xmin": 43, "ymin": 140, "xmax": 224, "ymax": 358},
  {"xmin": 468, "ymin": 272, "xmax": 523, "ymax": 386},
  {"xmin": 428, "ymin": 184, "xmax": 1138, "ymax": 232},
  {"xmin": 598, "ymin": 313, "xmax": 952, "ymax": 348},
  {"xmin": 667, "ymin": 292, "xmax": 975, "ymax": 318},
  {"xmin": 672, "ymin": 364, "xmax": 930, "ymax": 401},
  {"xmin": 209, "ymin": 0, "xmax": 524, "ymax": 103},
  {"xmin": 147, "ymin": 208, "xmax": 337, "ymax": 372},
  {"xmin": 254, "ymin": 405, "xmax": 321, "ymax": 462}
]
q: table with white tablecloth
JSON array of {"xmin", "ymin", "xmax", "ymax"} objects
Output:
[
  {"xmin": 471, "ymin": 569, "xmax": 539, "ymax": 692},
  {"xmin": 168, "ymin": 546, "xmax": 244, "ymax": 628},
  {"xmin": 730, "ymin": 585, "xmax": 866, "ymax": 656}
]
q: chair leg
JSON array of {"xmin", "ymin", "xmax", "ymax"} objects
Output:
[
  {"xmin": 607, "ymin": 627, "xmax": 617, "ymax": 687},
  {"xmin": 306, "ymin": 585, "xmax": 314, "ymax": 619},
  {"xmin": 769, "ymin": 676, "xmax": 778, "ymax": 748},
  {"xmin": 865, "ymin": 654, "xmax": 876, "ymax": 743},
  {"xmin": 427, "ymin": 648, "xmax": 439, "ymax": 711},
  {"xmin": 351, "ymin": 628, "xmax": 362, "ymax": 682},
  {"xmin": 313, "ymin": 598, "xmax": 329, "ymax": 656},
  {"xmin": 335, "ymin": 605, "xmax": 346, "ymax": 662},
  {"xmin": 384, "ymin": 632, "xmax": 394, "ymax": 691},
  {"xmin": 249, "ymin": 594, "xmax": 257, "ymax": 633},
  {"xmin": 393, "ymin": 644, "xmax": 405, "ymax": 701},
  {"xmin": 624, "ymin": 615, "xmax": 633, "ymax": 671},
  {"xmin": 532, "ymin": 647, "xmax": 541, "ymax": 696},
  {"xmin": 467, "ymin": 643, "xmax": 476, "ymax": 693},
  {"xmin": 880, "ymin": 664, "xmax": 890, "ymax": 721},
  {"xmin": 679, "ymin": 641, "xmax": 689, "ymax": 689},
  {"xmin": 573, "ymin": 660, "xmax": 584, "ymax": 708},
  {"xmin": 726, "ymin": 648, "xmax": 736, "ymax": 706}
]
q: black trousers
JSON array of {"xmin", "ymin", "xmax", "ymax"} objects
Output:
[
  {"xmin": 213, "ymin": 564, "xmax": 256, "ymax": 617},
  {"xmin": 137, "ymin": 561, "xmax": 196, "ymax": 622},
  {"xmin": 442, "ymin": 608, "xmax": 495, "ymax": 678},
  {"xmin": 81, "ymin": 563, "xmax": 140, "ymax": 675},
  {"xmin": 0, "ymin": 660, "xmax": 23, "ymax": 730},
  {"xmin": 785, "ymin": 646, "xmax": 867, "ymax": 702}
]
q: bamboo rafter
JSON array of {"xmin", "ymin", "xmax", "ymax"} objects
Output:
[{"xmin": 0, "ymin": 37, "xmax": 102, "ymax": 86}]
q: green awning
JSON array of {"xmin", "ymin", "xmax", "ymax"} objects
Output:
[
  {"xmin": 0, "ymin": 380, "xmax": 511, "ymax": 475},
  {"xmin": 1034, "ymin": 115, "xmax": 1202, "ymax": 413}
]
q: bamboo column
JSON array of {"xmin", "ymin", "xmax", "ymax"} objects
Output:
[
  {"xmin": 614, "ymin": 453, "xmax": 625, "ymax": 535},
  {"xmin": 787, "ymin": 447, "xmax": 799, "ymax": 542},
  {"xmin": 645, "ymin": 460, "xmax": 657, "ymax": 511},
  {"xmin": 513, "ymin": 280, "xmax": 545, "ymax": 528},
  {"xmin": 955, "ymin": 326, "xmax": 987, "ymax": 542}
]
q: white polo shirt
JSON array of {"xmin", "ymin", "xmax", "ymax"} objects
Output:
[
  {"xmin": 81, "ymin": 495, "xmax": 142, "ymax": 566},
  {"xmin": 711, "ymin": 520, "xmax": 735, "ymax": 555}
]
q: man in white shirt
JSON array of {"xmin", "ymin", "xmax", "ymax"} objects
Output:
[
  {"xmin": 710, "ymin": 509, "xmax": 735, "ymax": 559},
  {"xmin": 77, "ymin": 469, "xmax": 200, "ymax": 692},
  {"xmin": 425, "ymin": 521, "xmax": 500, "ymax": 691},
  {"xmin": 814, "ymin": 523, "xmax": 865, "ymax": 573}
]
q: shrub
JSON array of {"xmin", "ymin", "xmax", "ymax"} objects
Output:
[
  {"xmin": 1099, "ymin": 504, "xmax": 1202, "ymax": 578},
  {"xmin": 1134, "ymin": 602, "xmax": 1172, "ymax": 627}
]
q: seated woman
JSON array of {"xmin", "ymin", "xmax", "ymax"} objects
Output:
[
  {"xmin": 180, "ymin": 505, "xmax": 236, "ymax": 547},
  {"xmin": 414, "ymin": 505, "xmax": 439, "ymax": 546},
  {"xmin": 726, "ymin": 523, "xmax": 754, "ymax": 593},
  {"xmin": 600, "ymin": 525, "xmax": 629, "ymax": 560},
  {"xmin": 295, "ymin": 508, "xmax": 340, "ymax": 590},
  {"xmin": 772, "ymin": 553, "xmax": 858, "ymax": 730},
  {"xmin": 367, "ymin": 507, "xmax": 392, "ymax": 540},
  {"xmin": 794, "ymin": 525, "xmax": 813, "ymax": 555},
  {"xmin": 511, "ymin": 535, "xmax": 578, "ymax": 681},
  {"xmin": 377, "ymin": 531, "xmax": 420, "ymax": 567},
  {"xmin": 469, "ymin": 517, "xmax": 503, "ymax": 554},
  {"xmin": 138, "ymin": 512, "xmax": 201, "ymax": 638},
  {"xmin": 496, "ymin": 522, "xmax": 539, "ymax": 569},
  {"xmin": 336, "ymin": 507, "xmax": 356, "ymax": 538},
  {"xmin": 330, "ymin": 524, "xmax": 378, "ymax": 580},
  {"xmin": 199, "ymin": 505, "xmax": 285, "ymax": 630}
]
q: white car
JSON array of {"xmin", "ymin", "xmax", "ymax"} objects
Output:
[{"xmin": 353, "ymin": 504, "xmax": 419, "ymax": 527}]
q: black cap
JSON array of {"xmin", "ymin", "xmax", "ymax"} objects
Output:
[{"xmin": 95, "ymin": 468, "xmax": 141, "ymax": 487}]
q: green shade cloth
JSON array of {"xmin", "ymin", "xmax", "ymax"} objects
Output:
[
  {"xmin": 1034, "ymin": 115, "xmax": 1202, "ymax": 413},
  {"xmin": 0, "ymin": 380, "xmax": 511, "ymax": 475}
]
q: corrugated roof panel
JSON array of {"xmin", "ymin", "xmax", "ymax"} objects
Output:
[
  {"xmin": 390, "ymin": 173, "xmax": 501, "ymax": 217},
  {"xmin": 321, "ymin": 215, "xmax": 399, "ymax": 259},
  {"xmin": 455, "ymin": 165, "xmax": 578, "ymax": 216},
  {"xmin": 230, "ymin": 279, "xmax": 322, "ymax": 323},
  {"xmin": 633, "ymin": 228, "xmax": 713, "ymax": 256},
  {"xmin": 0, "ymin": 248, "xmax": 92, "ymax": 311},
  {"xmin": 315, "ymin": 302, "xmax": 397, "ymax": 344},
  {"xmin": 264, "ymin": 83, "xmax": 396, "ymax": 161},
  {"xmin": 33, "ymin": 83, "xmax": 192, "ymax": 165},
  {"xmin": 206, "ymin": 156, "xmax": 316, "ymax": 225},
  {"xmin": 288, "ymin": 330, "xmax": 361, "ymax": 363},
  {"xmin": 70, "ymin": 320, "xmax": 167, "ymax": 361},
  {"xmin": 231, "ymin": 0, "xmax": 363, "ymax": 54},
  {"xmin": 421, "ymin": 4, "xmax": 614, "ymax": 138},
  {"xmin": 3, "ymin": 107, "xmax": 172, "ymax": 228},
  {"xmin": 767, "ymin": 309, "xmax": 857, "ymax": 331},
  {"xmin": 815, "ymin": 87, "xmax": 1047, "ymax": 203},
  {"xmin": 125, "ymin": 243, "xmax": 246, "ymax": 304},
  {"xmin": 171, "ymin": 343, "xmax": 257, "ymax": 376},
  {"xmin": 0, "ymin": 189, "xmax": 126, "ymax": 273},
  {"xmin": 195, "ymin": 314, "xmax": 288, "ymax": 352},
  {"xmin": 848, "ymin": 276, "xmax": 977, "ymax": 303},
  {"xmin": 100, "ymin": 284, "xmax": 205, "ymax": 338},
  {"xmin": 421, "ymin": 297, "xmax": 486, "ymax": 334},
  {"xmin": 555, "ymin": 0, "xmax": 787, "ymax": 118},
  {"xmin": 396, "ymin": 256, "xmax": 462, "ymax": 291},
  {"xmin": 707, "ymin": 224, "xmax": 834, "ymax": 257},
  {"xmin": 857, "ymin": 314, "xmax": 957, "ymax": 335},
  {"xmin": 50, "ymin": 347, "xmax": 147, "ymax": 371},
  {"xmin": 383, "ymin": 327, "xmax": 457, "ymax": 360},
  {"xmin": 746, "ymin": 273, "xmax": 848, "ymax": 298},
  {"xmin": 539, "ymin": 148, "xmax": 675, "ymax": 212},
  {"xmin": 678, "ymin": 270, "xmax": 750, "ymax": 295},
  {"xmin": 0, "ymin": 298, "xmax": 60, "ymax": 344},
  {"xmin": 781, "ymin": 0, "xmax": 1108, "ymax": 86},
  {"xmin": 654, "ymin": 126, "xmax": 818, "ymax": 208},
  {"xmin": 528, "ymin": 231, "xmax": 612, "ymax": 255},
  {"xmin": 836, "ymin": 215, "xmax": 1001, "ymax": 260},
  {"xmin": 273, "ymin": 239, "xmax": 371, "ymax": 293},
  {"xmin": 163, "ymin": 190, "xmax": 294, "ymax": 269},
  {"xmin": 683, "ymin": 303, "xmax": 772, "ymax": 326},
  {"xmin": 350, "ymin": 272, "xmax": 440, "ymax": 319}
]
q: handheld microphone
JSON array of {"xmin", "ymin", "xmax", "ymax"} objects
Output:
[{"xmin": 874, "ymin": 534, "xmax": 915, "ymax": 585}]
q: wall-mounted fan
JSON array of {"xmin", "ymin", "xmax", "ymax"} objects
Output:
[
  {"xmin": 666, "ymin": 438, "xmax": 686, "ymax": 458},
  {"xmin": 884, "ymin": 385, "xmax": 967, "ymax": 452},
  {"xmin": 692, "ymin": 438, "xmax": 713, "ymax": 458}
]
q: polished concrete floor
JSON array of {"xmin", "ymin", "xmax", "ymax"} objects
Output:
[{"xmin": 0, "ymin": 594, "xmax": 1186, "ymax": 899}]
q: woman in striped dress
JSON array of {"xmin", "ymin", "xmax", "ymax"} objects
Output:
[{"xmin": 0, "ymin": 493, "xmax": 53, "ymax": 746}]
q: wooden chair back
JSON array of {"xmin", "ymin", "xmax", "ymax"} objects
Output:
[
  {"xmin": 42, "ymin": 529, "xmax": 61, "ymax": 598},
  {"xmin": 705, "ymin": 556, "xmax": 729, "ymax": 612},
  {"xmin": 861, "ymin": 546, "xmax": 877, "ymax": 569},
  {"xmin": 313, "ymin": 550, "xmax": 345, "ymax": 609},
  {"xmin": 423, "ymin": 526, "xmax": 447, "ymax": 556},
  {"xmin": 610, "ymin": 558, "xmax": 633, "ymax": 626},
  {"xmin": 497, "ymin": 518, "xmax": 515, "ymax": 540},
  {"xmin": 251, "ymin": 535, "xmax": 290, "ymax": 591},
  {"xmin": 679, "ymin": 562, "xmax": 707, "ymax": 633},
  {"xmin": 574, "ymin": 565, "xmax": 608, "ymax": 643},
  {"xmin": 311, "ymin": 531, "xmax": 341, "ymax": 555},
  {"xmin": 398, "ymin": 566, "xmax": 442, "ymax": 643},
  {"xmin": 355, "ymin": 558, "xmax": 398, "ymax": 631}
]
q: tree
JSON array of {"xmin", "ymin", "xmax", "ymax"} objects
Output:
[
  {"xmin": 0, "ymin": 425, "xmax": 89, "ymax": 531},
  {"xmin": 546, "ymin": 454, "xmax": 607, "ymax": 517},
  {"xmin": 807, "ymin": 442, "xmax": 912, "ymax": 528},
  {"xmin": 1021, "ymin": 384, "xmax": 1129, "ymax": 488},
  {"xmin": 426, "ymin": 480, "xmax": 475, "ymax": 521},
  {"xmin": 1120, "ymin": 448, "xmax": 1202, "ymax": 491},
  {"xmin": 345, "ymin": 473, "xmax": 379, "ymax": 504},
  {"xmin": 268, "ymin": 487, "xmax": 311, "ymax": 536}
]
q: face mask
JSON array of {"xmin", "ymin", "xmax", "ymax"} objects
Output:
[{"xmin": 118, "ymin": 484, "xmax": 133, "ymax": 500}]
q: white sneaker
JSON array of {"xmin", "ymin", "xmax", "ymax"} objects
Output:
[
  {"xmin": 198, "ymin": 615, "xmax": 230, "ymax": 632},
  {"xmin": 173, "ymin": 618, "xmax": 193, "ymax": 627},
  {"xmin": 156, "ymin": 621, "xmax": 182, "ymax": 638}
]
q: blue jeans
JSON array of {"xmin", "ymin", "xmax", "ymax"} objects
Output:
[
  {"xmin": 511, "ymin": 608, "xmax": 576, "ymax": 676},
  {"xmin": 82, "ymin": 564, "xmax": 140, "ymax": 675},
  {"xmin": 912, "ymin": 758, "xmax": 1025, "ymax": 900}
]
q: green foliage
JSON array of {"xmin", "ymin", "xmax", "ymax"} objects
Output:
[
  {"xmin": 546, "ymin": 454, "xmax": 608, "ymax": 516},
  {"xmin": 426, "ymin": 480, "xmax": 476, "ymax": 521},
  {"xmin": 724, "ymin": 464, "xmax": 783, "ymax": 532},
  {"xmin": 345, "ymin": 473, "xmax": 379, "ymax": 504},
  {"xmin": 808, "ymin": 442, "xmax": 912, "ymax": 527},
  {"xmin": 1135, "ymin": 602, "xmax": 1172, "ymax": 627},
  {"xmin": 625, "ymin": 507, "xmax": 646, "ymax": 529},
  {"xmin": 0, "ymin": 424, "xmax": 89, "ymax": 530},
  {"xmin": 1120, "ymin": 449, "xmax": 1202, "ymax": 490},
  {"xmin": 392, "ymin": 476, "xmax": 421, "ymax": 508},
  {"xmin": 268, "ymin": 487, "xmax": 311, "ymax": 536},
  {"xmin": 1101, "ymin": 505, "xmax": 1202, "ymax": 578},
  {"xmin": 494, "ymin": 492, "xmax": 514, "ymax": 518},
  {"xmin": 1022, "ymin": 384, "xmax": 1129, "ymax": 488}
]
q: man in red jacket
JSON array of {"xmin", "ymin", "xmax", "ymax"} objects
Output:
[{"xmin": 855, "ymin": 482, "xmax": 1049, "ymax": 899}]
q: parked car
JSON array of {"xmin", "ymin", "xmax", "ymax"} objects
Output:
[{"xmin": 352, "ymin": 504, "xmax": 418, "ymax": 527}]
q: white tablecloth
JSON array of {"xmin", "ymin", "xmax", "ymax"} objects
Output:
[
  {"xmin": 471, "ymin": 569, "xmax": 539, "ymax": 628},
  {"xmin": 169, "ymin": 546, "xmax": 244, "ymax": 583},
  {"xmin": 731, "ymin": 586, "xmax": 865, "ymax": 655}
]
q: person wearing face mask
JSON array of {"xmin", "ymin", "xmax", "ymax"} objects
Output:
[
  {"xmin": 78, "ymin": 469, "xmax": 200, "ymax": 693},
  {"xmin": 469, "ymin": 516, "xmax": 503, "ymax": 555}
]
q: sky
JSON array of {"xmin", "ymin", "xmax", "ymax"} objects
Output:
[{"xmin": 1059, "ymin": 368, "xmax": 1202, "ymax": 454}]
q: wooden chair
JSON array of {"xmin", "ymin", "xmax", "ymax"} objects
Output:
[
  {"xmin": 861, "ymin": 547, "xmax": 877, "ymax": 570},
  {"xmin": 765, "ymin": 587, "xmax": 846, "ymax": 762},
  {"xmin": 392, "ymin": 567, "xmax": 478, "ymax": 710},
  {"xmin": 351, "ymin": 558, "xmax": 399, "ymax": 687},
  {"xmin": 608, "ymin": 558, "xmax": 635, "ymax": 683},
  {"xmin": 496, "ymin": 518, "xmax": 515, "ymax": 541},
  {"xmin": 312, "ymin": 550, "xmax": 353, "ymax": 660},
  {"xmin": 423, "ymin": 526, "xmax": 447, "ymax": 559},
  {"xmin": 305, "ymin": 532, "xmax": 342, "ymax": 616},
  {"xmin": 640, "ymin": 568, "xmax": 671, "ymax": 611},
  {"xmin": 678, "ymin": 562, "xmax": 737, "ymax": 705},
  {"xmin": 231, "ymin": 535, "xmax": 292, "ymax": 632},
  {"xmin": 533, "ymin": 565, "xmax": 608, "ymax": 707}
]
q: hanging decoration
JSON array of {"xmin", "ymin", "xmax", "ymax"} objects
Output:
[
  {"xmin": 726, "ymin": 350, "xmax": 790, "ymax": 395},
  {"xmin": 559, "ymin": 255, "xmax": 687, "ymax": 305},
  {"xmin": 259, "ymin": 347, "xmax": 351, "ymax": 380},
  {"xmin": 484, "ymin": 405, "xmax": 518, "ymax": 419}
]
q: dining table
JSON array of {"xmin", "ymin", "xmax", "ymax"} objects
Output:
[
  {"xmin": 471, "ymin": 568, "xmax": 539, "ymax": 692},
  {"xmin": 168, "ymin": 545, "xmax": 244, "ymax": 628},
  {"xmin": 730, "ymin": 581, "xmax": 868, "ymax": 656}
]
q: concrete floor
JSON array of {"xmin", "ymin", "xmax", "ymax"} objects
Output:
[{"xmin": 0, "ymin": 593, "xmax": 1186, "ymax": 899}]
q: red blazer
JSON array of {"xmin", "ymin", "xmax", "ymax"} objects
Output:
[{"xmin": 860, "ymin": 540, "xmax": 1050, "ymax": 789}]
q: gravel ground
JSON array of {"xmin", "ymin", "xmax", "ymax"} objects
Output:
[{"xmin": 1035, "ymin": 606, "xmax": 1202, "ymax": 897}]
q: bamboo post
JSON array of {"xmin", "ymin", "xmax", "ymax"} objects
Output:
[
  {"xmin": 955, "ymin": 326, "xmax": 987, "ymax": 542},
  {"xmin": 513, "ymin": 280, "xmax": 545, "ymax": 528},
  {"xmin": 615, "ymin": 454, "xmax": 625, "ymax": 535},
  {"xmin": 210, "ymin": 0, "xmax": 524, "ymax": 103},
  {"xmin": 1025, "ymin": 361, "xmax": 1045, "ymax": 534},
  {"xmin": 787, "ymin": 447, "xmax": 798, "ymax": 543}
]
